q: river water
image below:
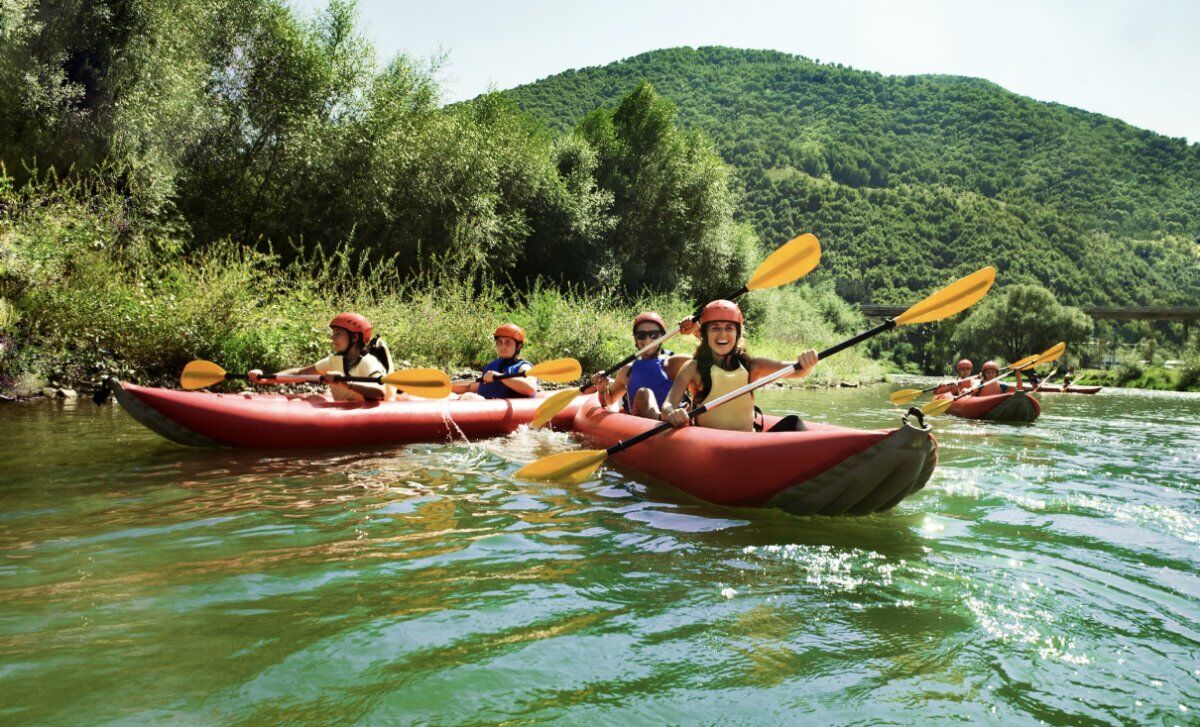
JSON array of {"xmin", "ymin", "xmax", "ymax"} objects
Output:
[{"xmin": 1, "ymin": 384, "xmax": 1197, "ymax": 724}]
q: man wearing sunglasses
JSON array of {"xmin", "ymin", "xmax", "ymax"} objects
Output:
[{"xmin": 589, "ymin": 312, "xmax": 692, "ymax": 419}]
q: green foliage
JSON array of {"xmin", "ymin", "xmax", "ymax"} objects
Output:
[
  {"xmin": 951, "ymin": 284, "xmax": 1091, "ymax": 362},
  {"xmin": 0, "ymin": 172, "xmax": 878, "ymax": 390},
  {"xmin": 505, "ymin": 46, "xmax": 1200, "ymax": 311}
]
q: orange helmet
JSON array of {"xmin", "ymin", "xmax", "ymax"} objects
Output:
[
  {"xmin": 330, "ymin": 312, "xmax": 372, "ymax": 344},
  {"xmin": 632, "ymin": 311, "xmax": 666, "ymax": 333},
  {"xmin": 982, "ymin": 360, "xmax": 999, "ymax": 373},
  {"xmin": 494, "ymin": 323, "xmax": 525, "ymax": 343},
  {"xmin": 956, "ymin": 359, "xmax": 974, "ymax": 371},
  {"xmin": 699, "ymin": 300, "xmax": 744, "ymax": 326}
]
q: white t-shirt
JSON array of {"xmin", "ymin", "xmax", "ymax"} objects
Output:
[{"xmin": 313, "ymin": 353, "xmax": 386, "ymax": 401}]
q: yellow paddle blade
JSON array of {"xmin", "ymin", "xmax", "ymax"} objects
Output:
[
  {"xmin": 180, "ymin": 360, "xmax": 229, "ymax": 390},
  {"xmin": 530, "ymin": 387, "xmax": 582, "ymax": 429},
  {"xmin": 922, "ymin": 398, "xmax": 953, "ymax": 416},
  {"xmin": 526, "ymin": 358, "xmax": 583, "ymax": 384},
  {"xmin": 382, "ymin": 369, "xmax": 452, "ymax": 399},
  {"xmin": 1010, "ymin": 353, "xmax": 1042, "ymax": 371},
  {"xmin": 516, "ymin": 449, "xmax": 608, "ymax": 485},
  {"xmin": 888, "ymin": 388, "xmax": 924, "ymax": 405},
  {"xmin": 895, "ymin": 266, "xmax": 997, "ymax": 325},
  {"xmin": 1035, "ymin": 341, "xmax": 1066, "ymax": 365},
  {"xmin": 746, "ymin": 233, "xmax": 821, "ymax": 290}
]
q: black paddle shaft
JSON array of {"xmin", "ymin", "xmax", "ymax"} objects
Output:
[{"xmin": 236, "ymin": 373, "xmax": 385, "ymax": 384}]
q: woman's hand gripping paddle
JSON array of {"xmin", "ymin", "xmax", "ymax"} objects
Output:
[
  {"xmin": 180, "ymin": 360, "xmax": 453, "ymax": 398},
  {"xmin": 517, "ymin": 266, "xmax": 996, "ymax": 485},
  {"xmin": 529, "ymin": 233, "xmax": 822, "ymax": 429}
]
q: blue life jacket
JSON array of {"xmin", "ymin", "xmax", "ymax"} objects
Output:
[
  {"xmin": 477, "ymin": 357, "xmax": 532, "ymax": 399},
  {"xmin": 624, "ymin": 354, "xmax": 673, "ymax": 412}
]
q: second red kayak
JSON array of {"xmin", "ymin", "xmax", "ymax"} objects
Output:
[
  {"xmin": 572, "ymin": 401, "xmax": 937, "ymax": 516},
  {"xmin": 111, "ymin": 380, "xmax": 584, "ymax": 449},
  {"xmin": 935, "ymin": 390, "xmax": 1041, "ymax": 422}
]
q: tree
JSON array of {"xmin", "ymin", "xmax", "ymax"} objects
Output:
[{"xmin": 952, "ymin": 284, "xmax": 1092, "ymax": 362}]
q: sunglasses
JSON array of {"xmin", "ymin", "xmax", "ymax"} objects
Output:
[{"xmin": 634, "ymin": 330, "xmax": 663, "ymax": 340}]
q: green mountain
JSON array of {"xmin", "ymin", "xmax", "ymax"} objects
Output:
[{"xmin": 503, "ymin": 47, "xmax": 1200, "ymax": 307}]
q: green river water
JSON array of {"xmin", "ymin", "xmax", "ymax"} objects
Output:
[{"xmin": 1, "ymin": 383, "xmax": 1198, "ymax": 724}]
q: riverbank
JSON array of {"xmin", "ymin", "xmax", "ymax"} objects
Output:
[
  {"xmin": 1073, "ymin": 365, "xmax": 1200, "ymax": 392},
  {"xmin": 0, "ymin": 179, "xmax": 882, "ymax": 399}
]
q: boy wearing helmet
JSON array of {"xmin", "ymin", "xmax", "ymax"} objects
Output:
[
  {"xmin": 454, "ymin": 323, "xmax": 537, "ymax": 399},
  {"xmin": 975, "ymin": 360, "xmax": 1010, "ymax": 396},
  {"xmin": 250, "ymin": 312, "xmax": 386, "ymax": 401},
  {"xmin": 661, "ymin": 300, "xmax": 818, "ymax": 432},
  {"xmin": 589, "ymin": 312, "xmax": 692, "ymax": 419},
  {"xmin": 936, "ymin": 359, "xmax": 977, "ymax": 396}
]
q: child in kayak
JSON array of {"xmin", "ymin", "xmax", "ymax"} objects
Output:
[
  {"xmin": 454, "ymin": 323, "xmax": 537, "ymax": 399},
  {"xmin": 661, "ymin": 300, "xmax": 818, "ymax": 432},
  {"xmin": 250, "ymin": 312, "xmax": 388, "ymax": 402},
  {"xmin": 935, "ymin": 358, "xmax": 976, "ymax": 395},
  {"xmin": 974, "ymin": 360, "xmax": 1011, "ymax": 396},
  {"xmin": 589, "ymin": 312, "xmax": 692, "ymax": 419}
]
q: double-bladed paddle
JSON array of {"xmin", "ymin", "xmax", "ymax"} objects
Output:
[
  {"xmin": 517, "ymin": 266, "xmax": 997, "ymax": 485},
  {"xmin": 921, "ymin": 342, "xmax": 1066, "ymax": 416},
  {"xmin": 529, "ymin": 233, "xmax": 822, "ymax": 429},
  {"xmin": 459, "ymin": 358, "xmax": 583, "ymax": 385},
  {"xmin": 180, "ymin": 360, "xmax": 453, "ymax": 399},
  {"xmin": 888, "ymin": 341, "xmax": 1067, "ymax": 405}
]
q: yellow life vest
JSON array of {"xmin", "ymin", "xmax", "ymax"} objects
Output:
[{"xmin": 696, "ymin": 364, "xmax": 755, "ymax": 432}]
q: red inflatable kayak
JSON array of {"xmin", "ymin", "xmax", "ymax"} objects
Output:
[
  {"xmin": 936, "ymin": 390, "xmax": 1041, "ymax": 422},
  {"xmin": 111, "ymin": 380, "xmax": 584, "ymax": 449},
  {"xmin": 1016, "ymin": 383, "xmax": 1102, "ymax": 394},
  {"xmin": 572, "ymin": 400, "xmax": 937, "ymax": 516}
]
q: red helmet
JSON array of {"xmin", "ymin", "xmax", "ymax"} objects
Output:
[
  {"xmin": 956, "ymin": 359, "xmax": 974, "ymax": 371},
  {"xmin": 494, "ymin": 323, "xmax": 525, "ymax": 343},
  {"xmin": 982, "ymin": 360, "xmax": 999, "ymax": 373},
  {"xmin": 699, "ymin": 300, "xmax": 744, "ymax": 326},
  {"xmin": 632, "ymin": 311, "xmax": 666, "ymax": 333},
  {"xmin": 330, "ymin": 312, "xmax": 372, "ymax": 343}
]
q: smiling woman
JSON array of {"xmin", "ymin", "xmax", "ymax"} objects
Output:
[{"xmin": 661, "ymin": 299, "xmax": 818, "ymax": 432}]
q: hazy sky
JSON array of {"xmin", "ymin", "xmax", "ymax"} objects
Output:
[{"xmin": 290, "ymin": 0, "xmax": 1200, "ymax": 143}]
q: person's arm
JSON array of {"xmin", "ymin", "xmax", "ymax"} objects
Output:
[
  {"xmin": 593, "ymin": 366, "xmax": 630, "ymax": 409},
  {"xmin": 664, "ymin": 354, "xmax": 693, "ymax": 379},
  {"xmin": 662, "ymin": 360, "xmax": 698, "ymax": 428},
  {"xmin": 748, "ymin": 349, "xmax": 818, "ymax": 383},
  {"xmin": 481, "ymin": 363, "xmax": 536, "ymax": 396},
  {"xmin": 451, "ymin": 380, "xmax": 478, "ymax": 395},
  {"xmin": 247, "ymin": 364, "xmax": 320, "ymax": 382}
]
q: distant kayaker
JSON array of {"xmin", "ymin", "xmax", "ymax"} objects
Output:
[
  {"xmin": 975, "ymin": 360, "xmax": 1010, "ymax": 396},
  {"xmin": 589, "ymin": 312, "xmax": 692, "ymax": 419},
  {"xmin": 1063, "ymin": 366, "xmax": 1076, "ymax": 387},
  {"xmin": 454, "ymin": 323, "xmax": 537, "ymax": 399},
  {"xmin": 936, "ymin": 358, "xmax": 977, "ymax": 395},
  {"xmin": 249, "ymin": 312, "xmax": 387, "ymax": 402},
  {"xmin": 661, "ymin": 300, "xmax": 818, "ymax": 432}
]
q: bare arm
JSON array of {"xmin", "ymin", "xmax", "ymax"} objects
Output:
[{"xmin": 748, "ymin": 349, "xmax": 818, "ymax": 383}]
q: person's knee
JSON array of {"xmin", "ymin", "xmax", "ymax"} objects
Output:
[{"xmin": 633, "ymin": 388, "xmax": 660, "ymax": 418}]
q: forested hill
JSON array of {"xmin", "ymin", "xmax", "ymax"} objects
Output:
[{"xmin": 503, "ymin": 47, "xmax": 1200, "ymax": 306}]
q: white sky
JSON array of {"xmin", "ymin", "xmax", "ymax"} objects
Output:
[{"xmin": 291, "ymin": 0, "xmax": 1200, "ymax": 143}]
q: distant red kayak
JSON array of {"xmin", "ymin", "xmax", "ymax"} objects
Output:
[
  {"xmin": 935, "ymin": 390, "xmax": 1041, "ymax": 422},
  {"xmin": 572, "ymin": 400, "xmax": 937, "ymax": 516},
  {"xmin": 1017, "ymin": 383, "xmax": 1102, "ymax": 394},
  {"xmin": 111, "ymin": 380, "xmax": 583, "ymax": 449}
]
